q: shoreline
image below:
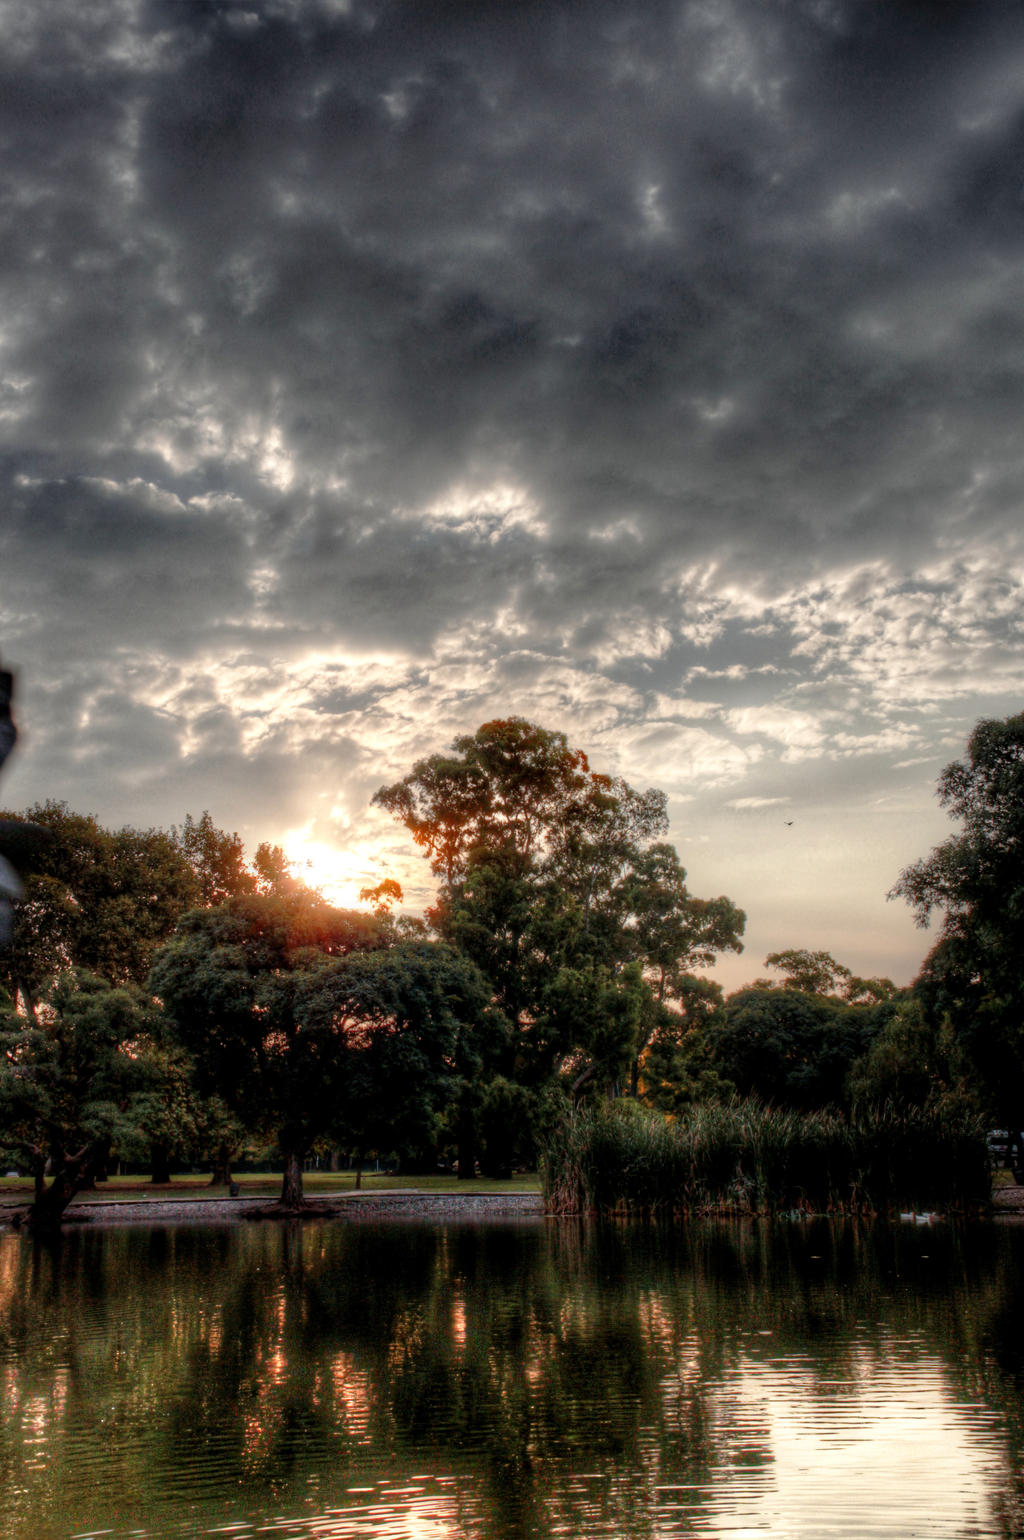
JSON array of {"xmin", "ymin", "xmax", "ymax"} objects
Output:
[
  {"xmin": 3, "ymin": 1184, "xmax": 1021, "ymax": 1231},
  {"xmin": 0, "ymin": 1190, "xmax": 545, "ymax": 1229}
]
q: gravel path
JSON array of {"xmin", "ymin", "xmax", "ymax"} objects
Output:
[{"xmin": 0, "ymin": 1190, "xmax": 545, "ymax": 1229}]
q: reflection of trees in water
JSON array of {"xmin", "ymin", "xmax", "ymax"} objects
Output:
[{"xmin": 1, "ymin": 1219, "xmax": 1024, "ymax": 1537}]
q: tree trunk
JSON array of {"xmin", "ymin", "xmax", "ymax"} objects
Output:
[
  {"xmin": 354, "ymin": 1149, "xmax": 363, "ymax": 1191},
  {"xmin": 24, "ymin": 1139, "xmax": 107, "ymax": 1231},
  {"xmin": 208, "ymin": 1143, "xmax": 233, "ymax": 1187},
  {"xmin": 277, "ymin": 1147, "xmax": 306, "ymax": 1211},
  {"xmin": 16, "ymin": 980, "xmax": 38, "ymax": 1025},
  {"xmin": 456, "ymin": 1081, "xmax": 479, "ymax": 1179},
  {"xmin": 457, "ymin": 1119, "xmax": 477, "ymax": 1180},
  {"xmin": 150, "ymin": 1143, "xmax": 172, "ymax": 1185}
]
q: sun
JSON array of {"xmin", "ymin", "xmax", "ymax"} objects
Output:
[{"xmin": 280, "ymin": 827, "xmax": 380, "ymax": 911}]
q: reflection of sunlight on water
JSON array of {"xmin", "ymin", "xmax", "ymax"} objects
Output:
[
  {"xmin": 675, "ymin": 1346, "xmax": 1005, "ymax": 1538},
  {"xmin": 328, "ymin": 1353, "xmax": 373, "ymax": 1442},
  {"xmin": 188, "ymin": 1345, "xmax": 1012, "ymax": 1540},
  {"xmin": 204, "ymin": 1481, "xmax": 460, "ymax": 1538},
  {"xmin": 6, "ymin": 1226, "xmax": 1024, "ymax": 1540}
]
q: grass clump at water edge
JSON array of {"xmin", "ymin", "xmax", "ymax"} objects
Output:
[{"xmin": 539, "ymin": 1097, "xmax": 989, "ymax": 1217}]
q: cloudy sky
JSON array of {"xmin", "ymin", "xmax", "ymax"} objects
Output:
[{"xmin": 2, "ymin": 0, "xmax": 1023, "ymax": 991}]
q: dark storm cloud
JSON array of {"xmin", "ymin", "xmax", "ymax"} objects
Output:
[
  {"xmin": 2, "ymin": 473, "xmax": 250, "ymax": 659},
  {"xmin": 8, "ymin": 0, "xmax": 1024, "ymax": 561},
  {"xmin": 2, "ymin": 0, "xmax": 1024, "ymax": 981}
]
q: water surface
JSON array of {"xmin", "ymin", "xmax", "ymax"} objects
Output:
[{"xmin": 2, "ymin": 1216, "xmax": 1024, "ymax": 1538}]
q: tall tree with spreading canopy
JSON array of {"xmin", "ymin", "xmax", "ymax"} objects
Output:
[
  {"xmin": 614, "ymin": 843, "xmax": 744, "ymax": 1094},
  {"xmin": 297, "ymin": 939, "xmax": 497, "ymax": 1180},
  {"xmin": 375, "ymin": 718, "xmax": 744, "ymax": 1162},
  {"xmin": 149, "ymin": 888, "xmax": 383, "ymax": 1210},
  {"xmin": 892, "ymin": 710, "xmax": 1024, "ymax": 1130}
]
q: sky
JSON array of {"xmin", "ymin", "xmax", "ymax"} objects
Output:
[{"xmin": 1, "ymin": 0, "xmax": 1023, "ymax": 993}]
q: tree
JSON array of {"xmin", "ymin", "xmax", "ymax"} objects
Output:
[
  {"xmin": 0, "ymin": 970, "xmax": 164, "ymax": 1229},
  {"xmin": 710, "ymin": 986, "xmax": 884, "ymax": 1111},
  {"xmin": 375, "ymin": 718, "xmax": 745, "ymax": 1159},
  {"xmin": 637, "ymin": 975, "xmax": 733, "ymax": 1113},
  {"xmin": 252, "ymin": 840, "xmax": 300, "ymax": 895},
  {"xmin": 761, "ymin": 949, "xmax": 898, "ymax": 1006},
  {"xmin": 764, "ymin": 949, "xmax": 852, "ymax": 996},
  {"xmin": 173, "ymin": 810, "xmax": 256, "ymax": 906},
  {"xmin": 359, "ymin": 878, "xmax": 404, "ymax": 916},
  {"xmin": 0, "ymin": 802, "xmax": 197, "ymax": 1015},
  {"xmin": 615, "ymin": 844, "xmax": 744, "ymax": 1093},
  {"xmin": 109, "ymin": 1037, "xmax": 245, "ymax": 1186},
  {"xmin": 297, "ymin": 940, "xmax": 497, "ymax": 1179},
  {"xmin": 148, "ymin": 889, "xmax": 383, "ymax": 1210},
  {"xmin": 374, "ymin": 717, "xmax": 602, "ymax": 886},
  {"xmin": 845, "ymin": 996, "xmax": 969, "ymax": 1115},
  {"xmin": 892, "ymin": 710, "xmax": 1024, "ymax": 1129}
]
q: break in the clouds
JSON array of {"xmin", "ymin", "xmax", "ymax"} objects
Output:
[{"xmin": 2, "ymin": 0, "xmax": 1024, "ymax": 987}]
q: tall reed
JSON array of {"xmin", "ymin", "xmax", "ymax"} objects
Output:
[{"xmin": 539, "ymin": 1098, "xmax": 988, "ymax": 1217}]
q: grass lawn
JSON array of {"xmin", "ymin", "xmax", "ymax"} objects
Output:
[{"xmin": 0, "ymin": 1170, "xmax": 540, "ymax": 1207}]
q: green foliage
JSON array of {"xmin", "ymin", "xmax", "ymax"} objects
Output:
[
  {"xmin": 639, "ymin": 979, "xmax": 734, "ymax": 1113},
  {"xmin": 149, "ymin": 892, "xmax": 385, "ymax": 1198},
  {"xmin": 252, "ymin": 840, "xmax": 299, "ymax": 895},
  {"xmin": 763, "ymin": 948, "xmax": 898, "ymax": 1004},
  {"xmin": 540, "ymin": 1097, "xmax": 989, "ymax": 1217},
  {"xmin": 846, "ymin": 996, "xmax": 971, "ymax": 1114},
  {"xmin": 893, "ymin": 710, "xmax": 1024, "ymax": 1126},
  {"xmin": 297, "ymin": 939, "xmax": 497, "ymax": 1169},
  {"xmin": 0, "ymin": 970, "xmax": 167, "ymax": 1220},
  {"xmin": 476, "ymin": 1074, "xmax": 535, "ymax": 1177},
  {"xmin": 710, "ymin": 986, "xmax": 887, "ymax": 1110},
  {"xmin": 172, "ymin": 811, "xmax": 255, "ymax": 906},
  {"xmin": 374, "ymin": 717, "xmax": 604, "ymax": 882},
  {"xmin": 151, "ymin": 895, "xmax": 492, "ymax": 1202},
  {"xmin": 0, "ymin": 801, "xmax": 197, "ymax": 1005},
  {"xmin": 764, "ymin": 948, "xmax": 852, "ymax": 996},
  {"xmin": 375, "ymin": 718, "xmax": 745, "ymax": 1134},
  {"xmin": 110, "ymin": 1037, "xmax": 230, "ymax": 1178}
]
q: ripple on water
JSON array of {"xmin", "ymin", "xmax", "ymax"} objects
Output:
[{"xmin": 3, "ymin": 1222, "xmax": 1024, "ymax": 1540}]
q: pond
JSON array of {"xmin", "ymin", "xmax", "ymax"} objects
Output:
[{"xmin": 2, "ymin": 1215, "xmax": 1024, "ymax": 1538}]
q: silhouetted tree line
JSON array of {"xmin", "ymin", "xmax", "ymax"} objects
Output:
[{"xmin": 1, "ymin": 709, "xmax": 1022, "ymax": 1229}]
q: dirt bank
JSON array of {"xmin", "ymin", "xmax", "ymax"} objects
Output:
[{"xmin": 0, "ymin": 1190, "xmax": 544, "ymax": 1230}]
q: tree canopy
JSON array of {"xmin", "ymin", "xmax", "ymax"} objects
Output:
[
  {"xmin": 376, "ymin": 717, "xmax": 745, "ymax": 1164},
  {"xmin": 0, "ymin": 969, "xmax": 165, "ymax": 1227},
  {"xmin": 893, "ymin": 710, "xmax": 1024, "ymax": 1126},
  {"xmin": 10, "ymin": 708, "xmax": 991, "ymax": 1216},
  {"xmin": 298, "ymin": 939, "xmax": 495, "ymax": 1177},
  {"xmin": 762, "ymin": 948, "xmax": 897, "ymax": 1004},
  {"xmin": 709, "ymin": 985, "xmax": 889, "ymax": 1111},
  {"xmin": 148, "ymin": 891, "xmax": 488, "ymax": 1207},
  {"xmin": 0, "ymin": 801, "xmax": 197, "ymax": 1013},
  {"xmin": 148, "ymin": 891, "xmax": 381, "ymax": 1203}
]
